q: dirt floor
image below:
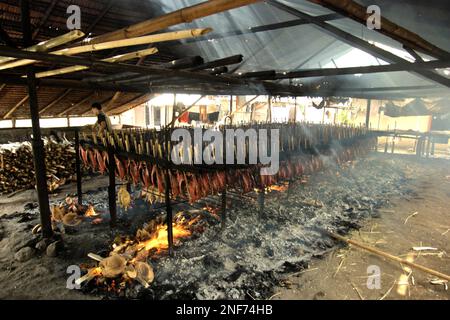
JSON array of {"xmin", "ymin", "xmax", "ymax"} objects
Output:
[
  {"xmin": 0, "ymin": 154, "xmax": 449, "ymax": 300},
  {"xmin": 274, "ymin": 155, "xmax": 450, "ymax": 300}
]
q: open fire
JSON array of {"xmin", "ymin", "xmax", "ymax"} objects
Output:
[{"xmin": 77, "ymin": 211, "xmax": 207, "ymax": 292}]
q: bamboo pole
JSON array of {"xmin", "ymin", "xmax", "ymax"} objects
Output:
[
  {"xmin": 0, "ymin": 30, "xmax": 85, "ymax": 64},
  {"xmin": 87, "ymin": 0, "xmax": 261, "ymax": 44},
  {"xmin": 0, "ymin": 28, "xmax": 212, "ymax": 71},
  {"xmin": 34, "ymin": 47, "xmax": 159, "ymax": 79},
  {"xmin": 326, "ymin": 230, "xmax": 450, "ymax": 281}
]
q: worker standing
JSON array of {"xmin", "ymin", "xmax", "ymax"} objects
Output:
[{"xmin": 91, "ymin": 102, "xmax": 113, "ymax": 134}]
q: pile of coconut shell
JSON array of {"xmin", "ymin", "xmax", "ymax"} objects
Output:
[
  {"xmin": 77, "ymin": 211, "xmax": 208, "ymax": 294},
  {"xmin": 0, "ymin": 140, "xmax": 76, "ymax": 194}
]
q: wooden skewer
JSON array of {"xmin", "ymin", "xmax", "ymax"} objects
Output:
[
  {"xmin": 87, "ymin": 253, "xmax": 104, "ymax": 262},
  {"xmin": 326, "ymin": 230, "xmax": 450, "ymax": 281},
  {"xmin": 33, "ymin": 47, "xmax": 159, "ymax": 78},
  {"xmin": 0, "ymin": 28, "xmax": 212, "ymax": 71},
  {"xmin": 0, "ymin": 30, "xmax": 84, "ymax": 64}
]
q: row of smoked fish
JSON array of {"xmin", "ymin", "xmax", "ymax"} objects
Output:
[{"xmin": 80, "ymin": 124, "xmax": 376, "ymax": 203}]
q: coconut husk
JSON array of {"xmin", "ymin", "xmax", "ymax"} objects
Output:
[{"xmin": 99, "ymin": 255, "xmax": 127, "ymax": 278}]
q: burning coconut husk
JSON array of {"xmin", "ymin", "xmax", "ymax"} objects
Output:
[
  {"xmin": 77, "ymin": 211, "xmax": 208, "ymax": 291},
  {"xmin": 32, "ymin": 197, "xmax": 103, "ymax": 234}
]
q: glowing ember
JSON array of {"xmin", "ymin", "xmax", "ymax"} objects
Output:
[
  {"xmin": 77, "ymin": 212, "xmax": 206, "ymax": 290},
  {"xmin": 91, "ymin": 218, "xmax": 103, "ymax": 225},
  {"xmin": 85, "ymin": 205, "xmax": 99, "ymax": 217},
  {"xmin": 267, "ymin": 184, "xmax": 289, "ymax": 192}
]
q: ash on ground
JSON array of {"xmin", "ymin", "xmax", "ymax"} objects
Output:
[
  {"xmin": 117, "ymin": 156, "xmax": 409, "ymax": 300},
  {"xmin": 0, "ymin": 155, "xmax": 412, "ymax": 300}
]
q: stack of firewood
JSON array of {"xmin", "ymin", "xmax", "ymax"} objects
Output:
[{"xmin": 0, "ymin": 141, "xmax": 76, "ymax": 195}]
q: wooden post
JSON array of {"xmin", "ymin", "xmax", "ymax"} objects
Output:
[
  {"xmin": 365, "ymin": 99, "xmax": 372, "ymax": 129},
  {"xmin": 108, "ymin": 147, "xmax": 117, "ymax": 227},
  {"xmin": 164, "ymin": 170, "xmax": 174, "ymax": 256},
  {"xmin": 21, "ymin": 0, "xmax": 53, "ymax": 238},
  {"xmin": 74, "ymin": 130, "xmax": 82, "ymax": 205}
]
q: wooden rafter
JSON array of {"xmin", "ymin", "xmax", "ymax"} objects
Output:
[
  {"xmin": 39, "ymin": 89, "xmax": 73, "ymax": 115},
  {"xmin": 252, "ymin": 60, "xmax": 450, "ymax": 80},
  {"xmin": 3, "ymin": 94, "xmax": 29, "ymax": 119},
  {"xmin": 103, "ymin": 47, "xmax": 150, "ymax": 112},
  {"xmin": 108, "ymin": 94, "xmax": 154, "ymax": 115},
  {"xmin": 184, "ymin": 13, "xmax": 342, "ymax": 45},
  {"xmin": 32, "ymin": 0, "xmax": 58, "ymax": 40},
  {"xmin": 0, "ymin": 25, "xmax": 17, "ymax": 47},
  {"xmin": 58, "ymin": 92, "xmax": 96, "ymax": 116},
  {"xmin": 85, "ymin": 0, "xmax": 115, "ymax": 35}
]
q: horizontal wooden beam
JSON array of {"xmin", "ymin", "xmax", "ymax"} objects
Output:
[
  {"xmin": 0, "ymin": 28, "xmax": 211, "ymax": 71},
  {"xmin": 188, "ymin": 55, "xmax": 243, "ymax": 71},
  {"xmin": 0, "ymin": 45, "xmax": 242, "ymax": 86},
  {"xmin": 273, "ymin": 60, "xmax": 450, "ymax": 79}
]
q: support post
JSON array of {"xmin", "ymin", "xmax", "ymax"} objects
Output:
[
  {"xmin": 365, "ymin": 99, "xmax": 372, "ymax": 129},
  {"xmin": 391, "ymin": 134, "xmax": 396, "ymax": 154},
  {"xmin": 164, "ymin": 170, "xmax": 174, "ymax": 256},
  {"xmin": 74, "ymin": 130, "xmax": 82, "ymax": 205},
  {"xmin": 221, "ymin": 188, "xmax": 227, "ymax": 230},
  {"xmin": 426, "ymin": 135, "xmax": 431, "ymax": 158},
  {"xmin": 108, "ymin": 147, "xmax": 117, "ymax": 227},
  {"xmin": 21, "ymin": 0, "xmax": 53, "ymax": 238},
  {"xmin": 258, "ymin": 189, "xmax": 265, "ymax": 219}
]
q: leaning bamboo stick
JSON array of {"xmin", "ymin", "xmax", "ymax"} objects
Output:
[
  {"xmin": 0, "ymin": 30, "xmax": 85, "ymax": 64},
  {"xmin": 88, "ymin": 0, "xmax": 260, "ymax": 44},
  {"xmin": 326, "ymin": 230, "xmax": 450, "ymax": 281},
  {"xmin": 0, "ymin": 28, "xmax": 212, "ymax": 71},
  {"xmin": 33, "ymin": 47, "xmax": 159, "ymax": 78}
]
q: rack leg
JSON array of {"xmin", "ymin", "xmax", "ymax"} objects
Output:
[
  {"xmin": 74, "ymin": 131, "xmax": 82, "ymax": 205},
  {"xmin": 221, "ymin": 189, "xmax": 227, "ymax": 230},
  {"xmin": 258, "ymin": 189, "xmax": 265, "ymax": 220},
  {"xmin": 164, "ymin": 170, "xmax": 174, "ymax": 256},
  {"xmin": 108, "ymin": 148, "xmax": 117, "ymax": 228}
]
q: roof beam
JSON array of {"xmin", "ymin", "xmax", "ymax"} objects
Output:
[
  {"xmin": 3, "ymin": 94, "xmax": 29, "ymax": 119},
  {"xmin": 0, "ymin": 25, "xmax": 18, "ymax": 47},
  {"xmin": 85, "ymin": 0, "xmax": 115, "ymax": 35},
  {"xmin": 184, "ymin": 13, "xmax": 342, "ymax": 44},
  {"xmin": 403, "ymin": 46, "xmax": 424, "ymax": 62},
  {"xmin": 108, "ymin": 93, "xmax": 154, "ymax": 115},
  {"xmin": 39, "ymin": 89, "xmax": 73, "ymax": 115},
  {"xmin": 32, "ymin": 0, "xmax": 58, "ymax": 40},
  {"xmin": 267, "ymin": 0, "xmax": 450, "ymax": 88},
  {"xmin": 273, "ymin": 60, "xmax": 450, "ymax": 79},
  {"xmin": 58, "ymin": 92, "xmax": 96, "ymax": 116},
  {"xmin": 0, "ymin": 45, "xmax": 240, "ymax": 86},
  {"xmin": 306, "ymin": 0, "xmax": 450, "ymax": 60}
]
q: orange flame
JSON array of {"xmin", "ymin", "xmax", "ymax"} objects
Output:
[
  {"xmin": 85, "ymin": 205, "xmax": 100, "ymax": 218},
  {"xmin": 268, "ymin": 184, "xmax": 289, "ymax": 192},
  {"xmin": 136, "ymin": 223, "xmax": 191, "ymax": 253}
]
